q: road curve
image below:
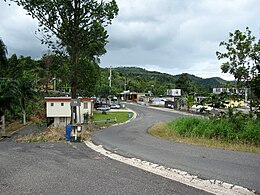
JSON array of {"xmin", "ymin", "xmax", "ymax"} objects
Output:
[{"xmin": 92, "ymin": 103, "xmax": 260, "ymax": 193}]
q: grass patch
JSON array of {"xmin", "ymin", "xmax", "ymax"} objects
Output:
[
  {"xmin": 92, "ymin": 111, "xmax": 133, "ymax": 127},
  {"xmin": 149, "ymin": 117, "xmax": 260, "ymax": 154}
]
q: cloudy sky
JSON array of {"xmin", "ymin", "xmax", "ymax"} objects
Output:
[{"xmin": 0, "ymin": 0, "xmax": 259, "ymax": 80}]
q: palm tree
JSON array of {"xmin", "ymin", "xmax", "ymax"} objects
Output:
[{"xmin": 186, "ymin": 95, "xmax": 195, "ymax": 112}]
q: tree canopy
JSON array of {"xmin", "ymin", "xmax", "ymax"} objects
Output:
[
  {"xmin": 216, "ymin": 27, "xmax": 260, "ymax": 113},
  {"xmin": 0, "ymin": 38, "xmax": 8, "ymax": 69},
  {"xmin": 7, "ymin": 0, "xmax": 119, "ymax": 98},
  {"xmin": 175, "ymin": 73, "xmax": 195, "ymax": 96}
]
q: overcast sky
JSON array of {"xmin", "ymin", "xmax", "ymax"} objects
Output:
[{"xmin": 1, "ymin": 0, "xmax": 259, "ymax": 80}]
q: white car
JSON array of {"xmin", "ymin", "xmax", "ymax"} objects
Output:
[
  {"xmin": 110, "ymin": 104, "xmax": 120, "ymax": 109},
  {"xmin": 96, "ymin": 106, "xmax": 110, "ymax": 111}
]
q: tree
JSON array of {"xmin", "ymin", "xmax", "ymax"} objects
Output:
[
  {"xmin": 175, "ymin": 73, "xmax": 195, "ymax": 95},
  {"xmin": 8, "ymin": 0, "xmax": 119, "ymax": 123},
  {"xmin": 16, "ymin": 79, "xmax": 35, "ymax": 125},
  {"xmin": 185, "ymin": 95, "xmax": 195, "ymax": 112},
  {"xmin": 77, "ymin": 59, "xmax": 100, "ymax": 97},
  {"xmin": 0, "ymin": 79, "xmax": 18, "ymax": 133},
  {"xmin": 0, "ymin": 38, "xmax": 8, "ymax": 75},
  {"xmin": 8, "ymin": 0, "xmax": 118, "ymax": 98},
  {"xmin": 216, "ymin": 27, "xmax": 260, "ymax": 113}
]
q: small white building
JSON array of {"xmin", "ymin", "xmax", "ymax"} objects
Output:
[
  {"xmin": 167, "ymin": 89, "xmax": 181, "ymax": 97},
  {"xmin": 45, "ymin": 97, "xmax": 93, "ymax": 127}
]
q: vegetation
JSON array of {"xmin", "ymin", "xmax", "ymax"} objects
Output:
[
  {"xmin": 149, "ymin": 114, "xmax": 260, "ymax": 153},
  {"xmin": 100, "ymin": 67, "xmax": 228, "ymax": 96},
  {"xmin": 216, "ymin": 27, "xmax": 260, "ymax": 114},
  {"xmin": 148, "ymin": 27, "xmax": 260, "ymax": 153},
  {"xmin": 175, "ymin": 73, "xmax": 195, "ymax": 95},
  {"xmin": 8, "ymin": 0, "xmax": 119, "ymax": 99}
]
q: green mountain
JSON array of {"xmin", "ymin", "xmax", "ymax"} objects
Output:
[{"xmin": 100, "ymin": 67, "xmax": 230, "ymax": 95}]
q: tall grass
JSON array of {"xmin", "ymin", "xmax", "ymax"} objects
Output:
[{"xmin": 167, "ymin": 117, "xmax": 260, "ymax": 146}]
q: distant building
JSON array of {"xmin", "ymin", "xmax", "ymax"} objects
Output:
[
  {"xmin": 118, "ymin": 91, "xmax": 145, "ymax": 101},
  {"xmin": 45, "ymin": 97, "xmax": 94, "ymax": 127},
  {"xmin": 167, "ymin": 89, "xmax": 181, "ymax": 97},
  {"xmin": 213, "ymin": 88, "xmax": 247, "ymax": 95},
  {"xmin": 213, "ymin": 88, "xmax": 248, "ymax": 103}
]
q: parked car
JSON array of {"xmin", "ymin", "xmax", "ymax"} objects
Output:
[
  {"xmin": 110, "ymin": 104, "xmax": 120, "ymax": 109},
  {"xmin": 96, "ymin": 106, "xmax": 110, "ymax": 111}
]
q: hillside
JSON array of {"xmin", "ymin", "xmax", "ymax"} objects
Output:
[{"xmin": 101, "ymin": 67, "xmax": 230, "ymax": 95}]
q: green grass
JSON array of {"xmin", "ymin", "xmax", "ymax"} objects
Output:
[
  {"xmin": 92, "ymin": 111, "xmax": 133, "ymax": 126},
  {"xmin": 149, "ymin": 117, "xmax": 260, "ymax": 153}
]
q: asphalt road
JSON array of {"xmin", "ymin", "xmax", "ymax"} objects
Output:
[
  {"xmin": 92, "ymin": 103, "xmax": 260, "ymax": 193},
  {"xmin": 0, "ymin": 123, "xmax": 211, "ymax": 195},
  {"xmin": 0, "ymin": 141, "xmax": 210, "ymax": 195}
]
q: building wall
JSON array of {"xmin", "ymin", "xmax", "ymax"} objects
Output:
[
  {"xmin": 53, "ymin": 117, "xmax": 70, "ymax": 127},
  {"xmin": 45, "ymin": 97, "xmax": 93, "ymax": 127},
  {"xmin": 47, "ymin": 101, "xmax": 71, "ymax": 117}
]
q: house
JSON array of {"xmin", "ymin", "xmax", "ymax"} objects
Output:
[
  {"xmin": 118, "ymin": 91, "xmax": 146, "ymax": 101},
  {"xmin": 45, "ymin": 97, "xmax": 94, "ymax": 127}
]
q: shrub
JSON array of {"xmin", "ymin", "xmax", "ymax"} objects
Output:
[{"xmin": 167, "ymin": 116, "xmax": 260, "ymax": 146}]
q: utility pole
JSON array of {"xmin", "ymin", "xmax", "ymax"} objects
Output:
[
  {"xmin": 108, "ymin": 66, "xmax": 112, "ymax": 104},
  {"xmin": 124, "ymin": 77, "xmax": 127, "ymax": 91},
  {"xmin": 109, "ymin": 66, "xmax": 112, "ymax": 88}
]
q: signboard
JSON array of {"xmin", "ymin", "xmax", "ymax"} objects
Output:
[{"xmin": 70, "ymin": 99, "xmax": 81, "ymax": 107}]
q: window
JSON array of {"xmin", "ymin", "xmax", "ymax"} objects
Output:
[
  {"xmin": 51, "ymin": 103, "xmax": 54, "ymax": 106},
  {"xmin": 60, "ymin": 117, "xmax": 65, "ymax": 123},
  {"xmin": 61, "ymin": 103, "xmax": 64, "ymax": 106},
  {"xmin": 84, "ymin": 102, "xmax": 88, "ymax": 109}
]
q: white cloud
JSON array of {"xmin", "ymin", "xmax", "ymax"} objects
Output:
[{"xmin": 1, "ymin": 0, "xmax": 259, "ymax": 80}]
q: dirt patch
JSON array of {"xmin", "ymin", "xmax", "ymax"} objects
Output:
[{"xmin": 16, "ymin": 125, "xmax": 94, "ymax": 142}]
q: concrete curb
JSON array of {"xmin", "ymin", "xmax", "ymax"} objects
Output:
[
  {"xmin": 85, "ymin": 140, "xmax": 256, "ymax": 195},
  {"xmin": 108, "ymin": 108, "xmax": 137, "ymax": 127}
]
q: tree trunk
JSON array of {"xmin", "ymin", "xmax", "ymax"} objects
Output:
[
  {"xmin": 70, "ymin": 48, "xmax": 78, "ymax": 125},
  {"xmin": 70, "ymin": 0, "xmax": 80, "ymax": 125},
  {"xmin": 1, "ymin": 115, "xmax": 5, "ymax": 135},
  {"xmin": 22, "ymin": 110, "xmax": 26, "ymax": 125}
]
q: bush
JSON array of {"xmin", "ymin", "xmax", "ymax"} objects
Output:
[{"xmin": 167, "ymin": 116, "xmax": 260, "ymax": 146}]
